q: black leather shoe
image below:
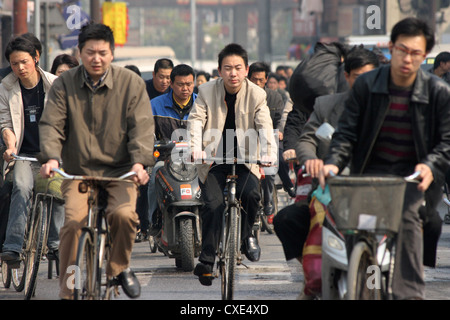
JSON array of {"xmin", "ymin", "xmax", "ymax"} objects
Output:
[
  {"xmin": 118, "ymin": 268, "xmax": 141, "ymax": 298},
  {"xmin": 1, "ymin": 251, "xmax": 21, "ymax": 269},
  {"xmin": 1, "ymin": 251, "xmax": 20, "ymax": 261},
  {"xmin": 286, "ymin": 186, "xmax": 296, "ymax": 198},
  {"xmin": 242, "ymin": 237, "xmax": 261, "ymax": 262},
  {"xmin": 194, "ymin": 262, "xmax": 214, "ymax": 286}
]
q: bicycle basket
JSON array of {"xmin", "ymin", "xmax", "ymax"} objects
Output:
[
  {"xmin": 328, "ymin": 176, "xmax": 406, "ymax": 233},
  {"xmin": 34, "ymin": 172, "xmax": 64, "ymax": 201}
]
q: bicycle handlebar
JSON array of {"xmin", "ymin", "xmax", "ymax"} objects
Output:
[
  {"xmin": 202, "ymin": 157, "xmax": 272, "ymax": 167},
  {"xmin": 51, "ymin": 168, "xmax": 137, "ymax": 182},
  {"xmin": 11, "ymin": 153, "xmax": 38, "ymax": 162}
]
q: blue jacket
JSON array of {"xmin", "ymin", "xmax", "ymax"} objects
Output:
[{"xmin": 151, "ymin": 88, "xmax": 197, "ymax": 143}]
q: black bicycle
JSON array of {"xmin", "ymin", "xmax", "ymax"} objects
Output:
[
  {"xmin": 205, "ymin": 157, "xmax": 269, "ymax": 300},
  {"xmin": 52, "ymin": 168, "xmax": 136, "ymax": 300}
]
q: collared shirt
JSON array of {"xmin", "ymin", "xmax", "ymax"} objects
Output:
[{"xmin": 83, "ymin": 67, "xmax": 109, "ymax": 90}]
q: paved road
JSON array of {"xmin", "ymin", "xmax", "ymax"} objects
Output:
[{"xmin": 1, "ymin": 190, "xmax": 450, "ymax": 301}]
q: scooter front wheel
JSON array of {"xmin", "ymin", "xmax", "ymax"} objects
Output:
[
  {"xmin": 178, "ymin": 218, "xmax": 195, "ymax": 272},
  {"xmin": 347, "ymin": 241, "xmax": 382, "ymax": 300}
]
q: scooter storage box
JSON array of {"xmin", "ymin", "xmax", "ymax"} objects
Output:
[{"xmin": 328, "ymin": 176, "xmax": 406, "ymax": 234}]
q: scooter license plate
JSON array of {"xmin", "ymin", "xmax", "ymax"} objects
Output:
[{"xmin": 180, "ymin": 184, "xmax": 192, "ymax": 199}]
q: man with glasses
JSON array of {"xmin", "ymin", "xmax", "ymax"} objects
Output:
[{"xmin": 320, "ymin": 18, "xmax": 450, "ymax": 299}]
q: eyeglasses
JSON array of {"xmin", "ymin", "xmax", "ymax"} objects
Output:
[{"xmin": 393, "ymin": 45, "xmax": 426, "ymax": 61}]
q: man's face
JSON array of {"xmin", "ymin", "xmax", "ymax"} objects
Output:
[
  {"xmin": 219, "ymin": 55, "xmax": 249, "ymax": 94},
  {"xmin": 266, "ymin": 77, "xmax": 278, "ymax": 90},
  {"xmin": 153, "ymin": 68, "xmax": 172, "ymax": 93},
  {"xmin": 249, "ymin": 71, "xmax": 267, "ymax": 89},
  {"xmin": 345, "ymin": 64, "xmax": 376, "ymax": 89},
  {"xmin": 441, "ymin": 60, "xmax": 450, "ymax": 73},
  {"xmin": 80, "ymin": 39, "xmax": 114, "ymax": 83},
  {"xmin": 9, "ymin": 51, "xmax": 37, "ymax": 83},
  {"xmin": 389, "ymin": 35, "xmax": 427, "ymax": 86},
  {"xmin": 171, "ymin": 74, "xmax": 194, "ymax": 102}
]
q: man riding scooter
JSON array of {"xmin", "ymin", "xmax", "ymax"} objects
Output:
[{"xmin": 148, "ymin": 64, "xmax": 198, "ymax": 234}]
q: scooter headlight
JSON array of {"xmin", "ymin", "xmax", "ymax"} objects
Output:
[
  {"xmin": 169, "ymin": 159, "xmax": 197, "ymax": 182},
  {"xmin": 327, "ymin": 234, "xmax": 344, "ymax": 251}
]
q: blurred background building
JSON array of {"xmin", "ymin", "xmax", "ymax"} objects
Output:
[{"xmin": 0, "ymin": 0, "xmax": 450, "ymax": 75}]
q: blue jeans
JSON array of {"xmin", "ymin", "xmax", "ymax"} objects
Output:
[
  {"xmin": 47, "ymin": 200, "xmax": 65, "ymax": 250},
  {"xmin": 3, "ymin": 158, "xmax": 37, "ymax": 253},
  {"xmin": 147, "ymin": 161, "xmax": 164, "ymax": 224},
  {"xmin": 2, "ymin": 156, "xmax": 65, "ymax": 253}
]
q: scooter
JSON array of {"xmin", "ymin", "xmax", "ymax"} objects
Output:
[
  {"xmin": 151, "ymin": 141, "xmax": 203, "ymax": 272},
  {"xmin": 314, "ymin": 123, "xmax": 392, "ymax": 300}
]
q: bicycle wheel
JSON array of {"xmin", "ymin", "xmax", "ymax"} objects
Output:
[
  {"xmin": 347, "ymin": 241, "xmax": 382, "ymax": 300},
  {"xmin": 74, "ymin": 230, "xmax": 98, "ymax": 300},
  {"xmin": 221, "ymin": 206, "xmax": 239, "ymax": 300},
  {"xmin": 1, "ymin": 261, "xmax": 11, "ymax": 288},
  {"xmin": 24, "ymin": 198, "xmax": 48, "ymax": 300}
]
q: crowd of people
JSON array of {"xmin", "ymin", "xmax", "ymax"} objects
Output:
[{"xmin": 0, "ymin": 16, "xmax": 449, "ymax": 301}]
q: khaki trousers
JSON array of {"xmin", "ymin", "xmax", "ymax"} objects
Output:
[{"xmin": 58, "ymin": 180, "xmax": 139, "ymax": 299}]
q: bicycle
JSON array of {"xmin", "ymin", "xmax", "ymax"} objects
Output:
[
  {"xmin": 327, "ymin": 172, "xmax": 420, "ymax": 300},
  {"xmin": 2, "ymin": 154, "xmax": 62, "ymax": 300},
  {"xmin": 204, "ymin": 157, "xmax": 269, "ymax": 300},
  {"xmin": 51, "ymin": 168, "xmax": 136, "ymax": 300},
  {"xmin": 0, "ymin": 154, "xmax": 64, "ymax": 299}
]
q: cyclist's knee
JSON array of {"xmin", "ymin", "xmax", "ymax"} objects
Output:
[{"xmin": 109, "ymin": 206, "xmax": 139, "ymax": 227}]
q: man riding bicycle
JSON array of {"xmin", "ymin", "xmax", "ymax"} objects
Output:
[
  {"xmin": 0, "ymin": 35, "xmax": 64, "ymax": 267},
  {"xmin": 321, "ymin": 18, "xmax": 450, "ymax": 300},
  {"xmin": 187, "ymin": 43, "xmax": 277, "ymax": 286},
  {"xmin": 39, "ymin": 23, "xmax": 154, "ymax": 300}
]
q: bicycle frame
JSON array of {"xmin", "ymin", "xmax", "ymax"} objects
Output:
[{"xmin": 51, "ymin": 168, "xmax": 136, "ymax": 300}]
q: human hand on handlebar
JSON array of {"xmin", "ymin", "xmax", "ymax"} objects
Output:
[
  {"xmin": 191, "ymin": 150, "xmax": 207, "ymax": 164},
  {"xmin": 304, "ymin": 159, "xmax": 324, "ymax": 179},
  {"xmin": 415, "ymin": 163, "xmax": 433, "ymax": 192},
  {"xmin": 130, "ymin": 163, "xmax": 149, "ymax": 185},
  {"xmin": 3, "ymin": 147, "xmax": 17, "ymax": 163},
  {"xmin": 318, "ymin": 164, "xmax": 339, "ymax": 190},
  {"xmin": 282, "ymin": 149, "xmax": 298, "ymax": 163},
  {"xmin": 40, "ymin": 159, "xmax": 60, "ymax": 179}
]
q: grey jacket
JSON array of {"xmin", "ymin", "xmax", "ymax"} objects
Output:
[{"xmin": 296, "ymin": 91, "xmax": 349, "ymax": 165}]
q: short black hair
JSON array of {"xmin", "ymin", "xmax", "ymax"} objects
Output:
[
  {"xmin": 218, "ymin": 43, "xmax": 248, "ymax": 70},
  {"xmin": 390, "ymin": 17, "xmax": 435, "ymax": 53},
  {"xmin": 170, "ymin": 64, "xmax": 195, "ymax": 83},
  {"xmin": 154, "ymin": 58, "xmax": 174, "ymax": 74},
  {"xmin": 4, "ymin": 36, "xmax": 37, "ymax": 62},
  {"xmin": 344, "ymin": 46, "xmax": 380, "ymax": 74},
  {"xmin": 196, "ymin": 70, "xmax": 210, "ymax": 81},
  {"xmin": 50, "ymin": 54, "xmax": 79, "ymax": 75},
  {"xmin": 433, "ymin": 51, "xmax": 450, "ymax": 70},
  {"xmin": 78, "ymin": 23, "xmax": 115, "ymax": 54},
  {"xmin": 248, "ymin": 61, "xmax": 271, "ymax": 79},
  {"xmin": 125, "ymin": 64, "xmax": 141, "ymax": 76},
  {"xmin": 21, "ymin": 33, "xmax": 42, "ymax": 56}
]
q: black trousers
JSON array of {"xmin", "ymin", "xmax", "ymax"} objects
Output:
[
  {"xmin": 273, "ymin": 202, "xmax": 311, "ymax": 261},
  {"xmin": 198, "ymin": 164, "xmax": 260, "ymax": 265}
]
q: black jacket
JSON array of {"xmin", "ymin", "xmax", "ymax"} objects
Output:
[{"xmin": 325, "ymin": 65, "xmax": 450, "ymax": 217}]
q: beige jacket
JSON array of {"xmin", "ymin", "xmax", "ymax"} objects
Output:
[
  {"xmin": 187, "ymin": 78, "xmax": 277, "ymax": 183},
  {"xmin": 0, "ymin": 67, "xmax": 57, "ymax": 176}
]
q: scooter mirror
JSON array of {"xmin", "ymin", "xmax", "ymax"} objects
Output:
[{"xmin": 315, "ymin": 122, "xmax": 335, "ymax": 142}]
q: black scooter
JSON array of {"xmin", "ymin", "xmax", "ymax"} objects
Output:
[{"xmin": 151, "ymin": 141, "xmax": 203, "ymax": 271}]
